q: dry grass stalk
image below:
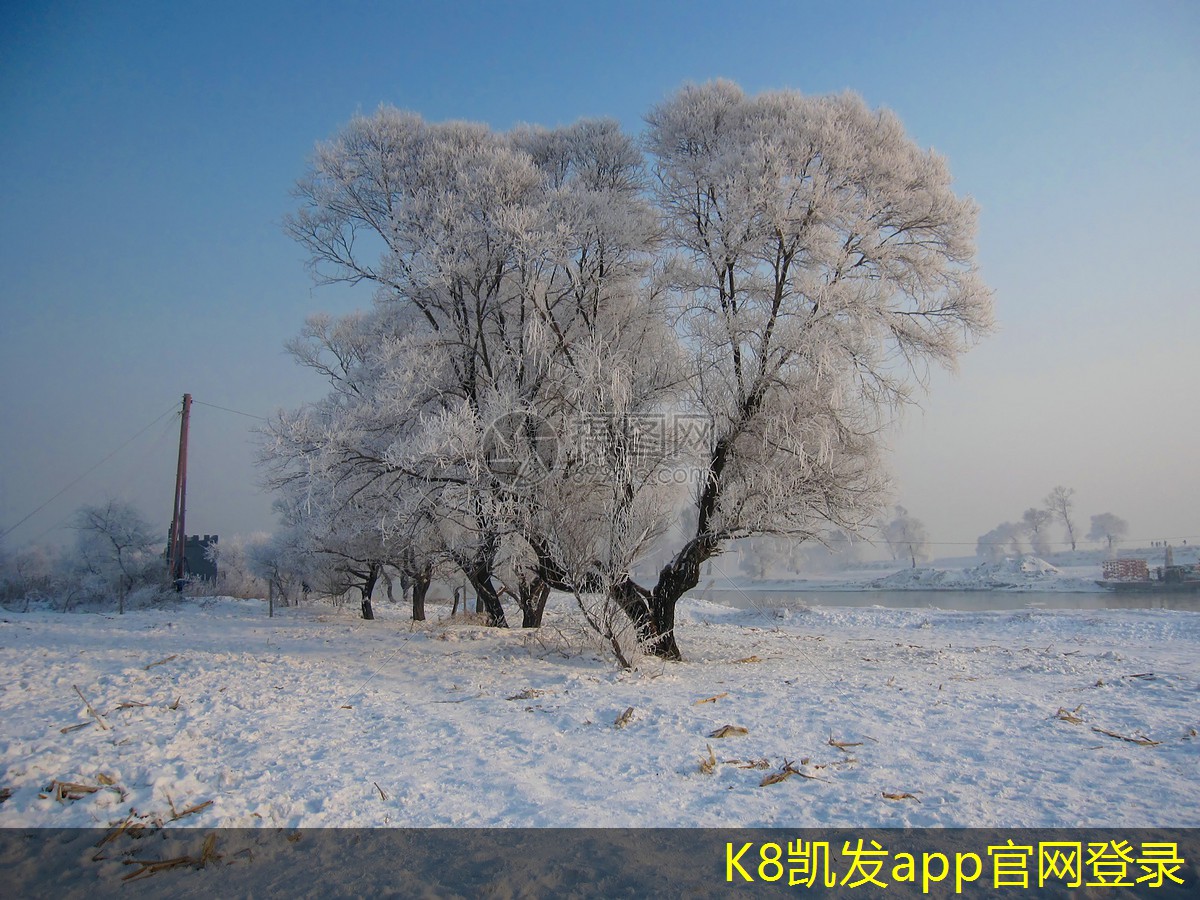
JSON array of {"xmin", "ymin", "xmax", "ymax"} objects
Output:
[
  {"xmin": 169, "ymin": 799, "xmax": 213, "ymax": 822},
  {"xmin": 59, "ymin": 722, "xmax": 92, "ymax": 735},
  {"xmin": 828, "ymin": 734, "xmax": 862, "ymax": 751},
  {"xmin": 95, "ymin": 814, "xmax": 163, "ymax": 856},
  {"xmin": 1091, "ymin": 726, "xmax": 1160, "ymax": 746},
  {"xmin": 116, "ymin": 700, "xmax": 150, "ymax": 710},
  {"xmin": 732, "ymin": 656, "xmax": 761, "ymax": 664},
  {"xmin": 883, "ymin": 791, "xmax": 921, "ymax": 802},
  {"xmin": 759, "ymin": 759, "xmax": 802, "ymax": 787},
  {"xmin": 1054, "ymin": 705, "xmax": 1085, "ymax": 725},
  {"xmin": 708, "ymin": 724, "xmax": 749, "ymax": 738},
  {"xmin": 50, "ymin": 780, "xmax": 101, "ymax": 802},
  {"xmin": 143, "ymin": 655, "xmax": 179, "ymax": 671},
  {"xmin": 374, "ymin": 782, "xmax": 388, "ymax": 801},
  {"xmin": 73, "ymin": 685, "xmax": 109, "ymax": 731},
  {"xmin": 199, "ymin": 833, "xmax": 219, "ymax": 863},
  {"xmin": 168, "ymin": 696, "xmax": 181, "ymax": 711},
  {"xmin": 698, "ymin": 744, "xmax": 717, "ymax": 775},
  {"xmin": 122, "ymin": 855, "xmax": 197, "ymax": 881},
  {"xmin": 730, "ymin": 758, "xmax": 772, "ymax": 770},
  {"xmin": 97, "ymin": 773, "xmax": 117, "ymax": 786},
  {"xmin": 693, "ymin": 692, "xmax": 729, "ymax": 705},
  {"xmin": 613, "ymin": 707, "xmax": 634, "ymax": 729},
  {"xmin": 96, "ymin": 813, "xmax": 134, "ymax": 849},
  {"xmin": 122, "ymin": 834, "xmax": 219, "ymax": 883},
  {"xmin": 95, "ymin": 811, "xmax": 163, "ymax": 854}
]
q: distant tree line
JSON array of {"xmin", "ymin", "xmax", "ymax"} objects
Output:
[
  {"xmin": 0, "ymin": 500, "xmax": 168, "ymax": 613},
  {"xmin": 976, "ymin": 486, "xmax": 1129, "ymax": 562}
]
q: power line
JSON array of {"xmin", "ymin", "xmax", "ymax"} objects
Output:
[
  {"xmin": 1, "ymin": 396, "xmax": 266, "ymax": 545},
  {"xmin": 192, "ymin": 399, "xmax": 267, "ymax": 421},
  {"xmin": 25, "ymin": 411, "xmax": 184, "ymax": 546},
  {"xmin": 1, "ymin": 404, "xmax": 179, "ymax": 542}
]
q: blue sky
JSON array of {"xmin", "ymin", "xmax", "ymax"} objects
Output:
[{"xmin": 1, "ymin": 0, "xmax": 1197, "ymax": 553}]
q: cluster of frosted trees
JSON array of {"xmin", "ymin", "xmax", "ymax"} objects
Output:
[
  {"xmin": 976, "ymin": 486, "xmax": 1129, "ymax": 561},
  {"xmin": 0, "ymin": 501, "xmax": 166, "ymax": 613},
  {"xmin": 261, "ymin": 81, "xmax": 992, "ymax": 661},
  {"xmin": 0, "ymin": 501, "xmax": 287, "ymax": 614}
]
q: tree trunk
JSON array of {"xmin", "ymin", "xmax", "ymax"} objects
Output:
[
  {"xmin": 644, "ymin": 574, "xmax": 692, "ymax": 662},
  {"xmin": 464, "ymin": 566, "xmax": 507, "ymax": 627},
  {"xmin": 609, "ymin": 578, "xmax": 655, "ymax": 644},
  {"xmin": 590, "ymin": 565, "xmax": 692, "ymax": 662},
  {"xmin": 411, "ymin": 567, "xmax": 430, "ymax": 622},
  {"xmin": 625, "ymin": 438, "xmax": 730, "ymax": 660},
  {"xmin": 359, "ymin": 563, "xmax": 379, "ymax": 620},
  {"xmin": 518, "ymin": 577, "xmax": 551, "ymax": 628},
  {"xmin": 610, "ymin": 538, "xmax": 712, "ymax": 661}
]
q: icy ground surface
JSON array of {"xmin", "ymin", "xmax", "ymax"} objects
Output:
[{"xmin": 1, "ymin": 596, "xmax": 1197, "ymax": 829}]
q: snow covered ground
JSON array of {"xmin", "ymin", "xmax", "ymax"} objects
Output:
[{"xmin": 1, "ymin": 594, "xmax": 1197, "ymax": 832}]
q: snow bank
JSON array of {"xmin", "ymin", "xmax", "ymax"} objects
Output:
[{"xmin": 870, "ymin": 555, "xmax": 1097, "ymax": 591}]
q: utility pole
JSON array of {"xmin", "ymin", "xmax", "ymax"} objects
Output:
[{"xmin": 167, "ymin": 393, "xmax": 192, "ymax": 589}]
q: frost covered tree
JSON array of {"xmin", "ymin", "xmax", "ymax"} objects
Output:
[
  {"xmin": 273, "ymin": 108, "xmax": 660, "ymax": 630},
  {"xmin": 1021, "ymin": 507, "xmax": 1054, "ymax": 558},
  {"xmin": 605, "ymin": 82, "xmax": 991, "ymax": 656},
  {"xmin": 1044, "ymin": 485, "xmax": 1078, "ymax": 552},
  {"xmin": 1087, "ymin": 513, "xmax": 1128, "ymax": 553},
  {"xmin": 245, "ymin": 529, "xmax": 314, "ymax": 611},
  {"xmin": 738, "ymin": 537, "xmax": 785, "ymax": 580},
  {"xmin": 274, "ymin": 487, "xmax": 390, "ymax": 620},
  {"xmin": 71, "ymin": 500, "xmax": 161, "ymax": 613},
  {"xmin": 279, "ymin": 111, "xmax": 555, "ymax": 625},
  {"xmin": 0, "ymin": 541, "xmax": 59, "ymax": 607},
  {"xmin": 976, "ymin": 522, "xmax": 1025, "ymax": 563},
  {"xmin": 883, "ymin": 506, "xmax": 931, "ymax": 568},
  {"xmin": 202, "ymin": 533, "xmax": 269, "ymax": 599},
  {"xmin": 260, "ymin": 311, "xmax": 447, "ymax": 621}
]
